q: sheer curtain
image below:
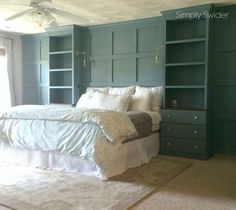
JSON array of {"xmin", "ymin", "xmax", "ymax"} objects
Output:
[{"xmin": 0, "ymin": 38, "xmax": 15, "ymax": 110}]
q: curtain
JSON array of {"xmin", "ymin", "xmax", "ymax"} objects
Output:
[{"xmin": 0, "ymin": 38, "xmax": 15, "ymax": 109}]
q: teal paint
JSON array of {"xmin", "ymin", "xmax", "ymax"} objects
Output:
[
  {"xmin": 162, "ymin": 4, "xmax": 213, "ymax": 110},
  {"xmin": 21, "ymin": 34, "xmax": 49, "ymax": 105},
  {"xmin": 88, "ymin": 16, "xmax": 164, "ymax": 87},
  {"xmin": 160, "ymin": 109, "xmax": 212, "ymax": 159},
  {"xmin": 21, "ymin": 4, "xmax": 236, "ymax": 155},
  {"xmin": 212, "ymin": 6, "xmax": 236, "ymax": 154},
  {"xmin": 160, "ymin": 5, "xmax": 213, "ymax": 159}
]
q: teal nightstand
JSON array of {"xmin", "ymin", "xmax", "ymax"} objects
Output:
[{"xmin": 160, "ymin": 109, "xmax": 212, "ymax": 159}]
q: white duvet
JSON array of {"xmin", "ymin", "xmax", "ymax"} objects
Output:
[{"xmin": 0, "ymin": 105, "xmax": 138, "ymax": 174}]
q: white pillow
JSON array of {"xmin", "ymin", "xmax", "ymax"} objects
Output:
[
  {"xmin": 76, "ymin": 92, "xmax": 131, "ymax": 112},
  {"xmin": 129, "ymin": 93, "xmax": 152, "ymax": 111},
  {"xmin": 109, "ymin": 86, "xmax": 135, "ymax": 95},
  {"xmin": 135, "ymin": 86, "xmax": 163, "ymax": 111},
  {"xmin": 86, "ymin": 87, "xmax": 110, "ymax": 95},
  {"xmin": 76, "ymin": 93, "xmax": 93, "ymax": 109}
]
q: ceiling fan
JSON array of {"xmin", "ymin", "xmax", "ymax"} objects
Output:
[{"xmin": 2, "ymin": 0, "xmax": 89, "ymax": 27}]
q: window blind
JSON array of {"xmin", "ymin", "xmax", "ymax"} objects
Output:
[{"xmin": 0, "ymin": 48, "xmax": 5, "ymax": 56}]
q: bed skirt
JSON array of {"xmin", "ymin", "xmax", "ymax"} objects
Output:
[{"xmin": 0, "ymin": 133, "xmax": 159, "ymax": 180}]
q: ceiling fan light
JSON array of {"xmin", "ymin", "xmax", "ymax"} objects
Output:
[{"xmin": 31, "ymin": 10, "xmax": 55, "ymax": 27}]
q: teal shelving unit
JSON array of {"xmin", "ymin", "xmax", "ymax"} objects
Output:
[
  {"xmin": 160, "ymin": 4, "xmax": 213, "ymax": 159},
  {"xmin": 162, "ymin": 5, "xmax": 212, "ymax": 110},
  {"xmin": 47, "ymin": 25, "xmax": 84, "ymax": 105}
]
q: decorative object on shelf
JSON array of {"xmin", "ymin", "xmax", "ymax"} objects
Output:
[{"xmin": 172, "ymin": 99, "xmax": 177, "ymax": 107}]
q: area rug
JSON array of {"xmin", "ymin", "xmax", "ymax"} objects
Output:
[{"xmin": 0, "ymin": 156, "xmax": 192, "ymax": 210}]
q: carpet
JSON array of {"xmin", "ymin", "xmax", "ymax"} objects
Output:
[
  {"xmin": 132, "ymin": 154, "xmax": 236, "ymax": 210},
  {"xmin": 0, "ymin": 156, "xmax": 192, "ymax": 210}
]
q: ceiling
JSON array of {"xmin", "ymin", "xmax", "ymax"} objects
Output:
[{"xmin": 0, "ymin": 0, "xmax": 235, "ymax": 34}]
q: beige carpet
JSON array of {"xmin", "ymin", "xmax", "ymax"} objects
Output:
[
  {"xmin": 131, "ymin": 154, "xmax": 236, "ymax": 210},
  {"xmin": 0, "ymin": 156, "xmax": 191, "ymax": 210}
]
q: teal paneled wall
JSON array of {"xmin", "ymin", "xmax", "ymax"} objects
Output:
[
  {"xmin": 88, "ymin": 17, "xmax": 164, "ymax": 87},
  {"xmin": 212, "ymin": 6, "xmax": 236, "ymax": 154},
  {"xmin": 22, "ymin": 34, "xmax": 49, "ymax": 105},
  {"xmin": 22, "ymin": 26, "xmax": 88, "ymax": 104},
  {"xmin": 20, "ymin": 4, "xmax": 236, "ymax": 155}
]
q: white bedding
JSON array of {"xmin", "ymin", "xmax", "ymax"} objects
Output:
[
  {"xmin": 0, "ymin": 105, "xmax": 161, "ymax": 179},
  {"xmin": 0, "ymin": 133, "xmax": 159, "ymax": 179},
  {"xmin": 0, "ymin": 105, "xmax": 138, "ymax": 177}
]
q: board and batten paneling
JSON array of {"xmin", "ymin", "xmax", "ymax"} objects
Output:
[
  {"xmin": 20, "ymin": 4, "xmax": 236, "ymax": 155},
  {"xmin": 212, "ymin": 6, "xmax": 236, "ymax": 154},
  {"xmin": 88, "ymin": 17, "xmax": 164, "ymax": 87},
  {"xmin": 21, "ymin": 34, "xmax": 49, "ymax": 105}
]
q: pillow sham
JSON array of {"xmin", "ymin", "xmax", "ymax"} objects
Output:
[
  {"xmin": 129, "ymin": 93, "xmax": 152, "ymax": 111},
  {"xmin": 109, "ymin": 86, "xmax": 135, "ymax": 95},
  {"xmin": 76, "ymin": 93, "xmax": 93, "ymax": 109},
  {"xmin": 94, "ymin": 92, "xmax": 131, "ymax": 111},
  {"xmin": 135, "ymin": 86, "xmax": 163, "ymax": 111},
  {"xmin": 76, "ymin": 92, "xmax": 131, "ymax": 112},
  {"xmin": 86, "ymin": 87, "xmax": 110, "ymax": 95}
]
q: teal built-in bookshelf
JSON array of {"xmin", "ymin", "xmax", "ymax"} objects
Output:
[{"xmin": 21, "ymin": 4, "xmax": 236, "ymax": 155}]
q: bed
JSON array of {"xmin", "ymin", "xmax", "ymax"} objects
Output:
[{"xmin": 0, "ymin": 86, "xmax": 162, "ymax": 180}]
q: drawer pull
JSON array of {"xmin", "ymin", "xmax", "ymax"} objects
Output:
[
  {"xmin": 194, "ymin": 116, "xmax": 199, "ymax": 120},
  {"xmin": 167, "ymin": 114, "xmax": 171, "ymax": 118},
  {"xmin": 167, "ymin": 128, "xmax": 171, "ymax": 132},
  {"xmin": 167, "ymin": 142, "xmax": 171, "ymax": 146},
  {"xmin": 194, "ymin": 145, "xmax": 198, "ymax": 149},
  {"xmin": 194, "ymin": 130, "xmax": 198, "ymax": 135}
]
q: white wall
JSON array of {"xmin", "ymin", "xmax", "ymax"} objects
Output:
[{"xmin": 0, "ymin": 31, "xmax": 22, "ymax": 105}]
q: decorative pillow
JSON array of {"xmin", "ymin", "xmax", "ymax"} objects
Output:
[
  {"xmin": 135, "ymin": 86, "xmax": 163, "ymax": 111},
  {"xmin": 94, "ymin": 92, "xmax": 131, "ymax": 111},
  {"xmin": 76, "ymin": 93, "xmax": 93, "ymax": 109},
  {"xmin": 76, "ymin": 92, "xmax": 131, "ymax": 112},
  {"xmin": 109, "ymin": 86, "xmax": 136, "ymax": 95},
  {"xmin": 86, "ymin": 87, "xmax": 110, "ymax": 95},
  {"xmin": 129, "ymin": 93, "xmax": 152, "ymax": 111}
]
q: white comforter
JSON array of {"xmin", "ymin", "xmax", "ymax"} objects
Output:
[{"xmin": 0, "ymin": 105, "xmax": 138, "ymax": 174}]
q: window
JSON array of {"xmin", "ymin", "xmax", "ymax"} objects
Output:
[{"xmin": 0, "ymin": 48, "xmax": 11, "ymax": 110}]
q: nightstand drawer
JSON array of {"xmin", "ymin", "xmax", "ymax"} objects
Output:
[
  {"xmin": 161, "ymin": 109, "xmax": 206, "ymax": 124},
  {"xmin": 160, "ymin": 137, "xmax": 206, "ymax": 156},
  {"xmin": 161, "ymin": 123, "xmax": 206, "ymax": 140}
]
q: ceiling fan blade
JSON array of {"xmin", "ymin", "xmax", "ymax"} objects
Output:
[
  {"xmin": 0, "ymin": 2, "xmax": 30, "ymax": 7},
  {"xmin": 47, "ymin": 19, "xmax": 58, "ymax": 27},
  {"xmin": 30, "ymin": 0, "xmax": 52, "ymax": 5},
  {"xmin": 49, "ymin": 8, "xmax": 89, "ymax": 23},
  {"xmin": 0, "ymin": 0, "xmax": 52, "ymax": 7},
  {"xmin": 4, "ymin": 9, "xmax": 34, "ymax": 21}
]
